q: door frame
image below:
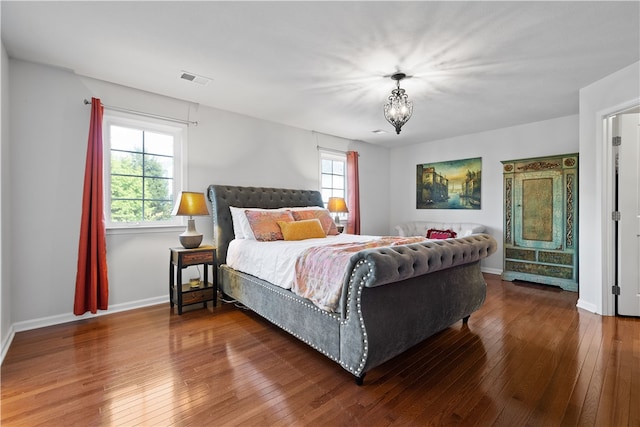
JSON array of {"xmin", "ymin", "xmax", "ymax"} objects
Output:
[{"xmin": 600, "ymin": 99, "xmax": 640, "ymax": 316}]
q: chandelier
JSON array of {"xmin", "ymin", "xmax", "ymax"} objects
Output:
[{"xmin": 383, "ymin": 72, "xmax": 413, "ymax": 135}]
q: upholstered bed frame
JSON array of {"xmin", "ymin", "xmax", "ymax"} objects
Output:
[{"xmin": 207, "ymin": 184, "xmax": 497, "ymax": 384}]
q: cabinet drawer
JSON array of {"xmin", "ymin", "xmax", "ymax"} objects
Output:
[
  {"xmin": 505, "ymin": 260, "xmax": 573, "ymax": 279},
  {"xmin": 539, "ymin": 251, "xmax": 573, "ymax": 265},
  {"xmin": 181, "ymin": 251, "xmax": 214, "ymax": 265},
  {"xmin": 505, "ymin": 248, "xmax": 536, "ymax": 261}
]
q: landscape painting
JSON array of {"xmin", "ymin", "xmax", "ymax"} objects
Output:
[{"xmin": 416, "ymin": 157, "xmax": 482, "ymax": 209}]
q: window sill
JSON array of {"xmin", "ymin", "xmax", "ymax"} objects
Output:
[{"xmin": 106, "ymin": 225, "xmax": 185, "ymax": 236}]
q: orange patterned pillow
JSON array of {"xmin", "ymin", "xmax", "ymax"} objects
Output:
[
  {"xmin": 245, "ymin": 210, "xmax": 294, "ymax": 241},
  {"xmin": 292, "ymin": 209, "xmax": 339, "ymax": 235},
  {"xmin": 277, "ymin": 219, "xmax": 326, "ymax": 241}
]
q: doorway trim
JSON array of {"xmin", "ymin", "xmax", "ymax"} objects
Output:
[{"xmin": 599, "ymin": 98, "xmax": 640, "ymax": 316}]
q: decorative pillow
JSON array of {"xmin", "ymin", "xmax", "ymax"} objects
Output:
[
  {"xmin": 245, "ymin": 210, "xmax": 294, "ymax": 241},
  {"xmin": 426, "ymin": 228, "xmax": 457, "ymax": 239},
  {"xmin": 292, "ymin": 209, "xmax": 339, "ymax": 235},
  {"xmin": 277, "ymin": 219, "xmax": 326, "ymax": 241}
]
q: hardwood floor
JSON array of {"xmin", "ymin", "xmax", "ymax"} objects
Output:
[{"xmin": 2, "ymin": 274, "xmax": 638, "ymax": 426}]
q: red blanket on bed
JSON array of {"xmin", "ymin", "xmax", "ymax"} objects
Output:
[{"xmin": 292, "ymin": 236, "xmax": 427, "ymax": 312}]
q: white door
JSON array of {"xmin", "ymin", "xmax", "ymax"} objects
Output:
[{"xmin": 617, "ymin": 112, "xmax": 640, "ymax": 316}]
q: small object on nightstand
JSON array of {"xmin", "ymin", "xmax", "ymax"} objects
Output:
[
  {"xmin": 337, "ymin": 225, "xmax": 345, "ymax": 233},
  {"xmin": 189, "ymin": 277, "xmax": 200, "ymax": 288},
  {"xmin": 169, "ymin": 245, "xmax": 217, "ymax": 314}
]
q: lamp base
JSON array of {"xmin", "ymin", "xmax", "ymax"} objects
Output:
[
  {"xmin": 179, "ymin": 219, "xmax": 203, "ymax": 249},
  {"xmin": 179, "ymin": 234, "xmax": 203, "ymax": 249}
]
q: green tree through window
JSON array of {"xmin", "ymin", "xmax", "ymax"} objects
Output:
[
  {"xmin": 104, "ymin": 117, "xmax": 183, "ymax": 227},
  {"xmin": 110, "ymin": 151, "xmax": 172, "ymax": 222}
]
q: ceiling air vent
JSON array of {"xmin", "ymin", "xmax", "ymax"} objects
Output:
[{"xmin": 180, "ymin": 71, "xmax": 212, "ymax": 86}]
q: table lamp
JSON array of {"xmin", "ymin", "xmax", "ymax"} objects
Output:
[
  {"xmin": 327, "ymin": 197, "xmax": 349, "ymax": 227},
  {"xmin": 171, "ymin": 191, "xmax": 210, "ymax": 248}
]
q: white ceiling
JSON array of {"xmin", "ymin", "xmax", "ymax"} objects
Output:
[{"xmin": 2, "ymin": 1, "xmax": 639, "ymax": 147}]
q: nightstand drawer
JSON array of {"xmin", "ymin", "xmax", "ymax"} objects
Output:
[
  {"xmin": 180, "ymin": 286, "xmax": 214, "ymax": 305},
  {"xmin": 181, "ymin": 251, "xmax": 214, "ymax": 265}
]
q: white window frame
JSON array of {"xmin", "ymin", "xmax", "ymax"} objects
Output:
[
  {"xmin": 319, "ymin": 150, "xmax": 348, "ymax": 214},
  {"xmin": 103, "ymin": 111, "xmax": 185, "ymax": 231}
]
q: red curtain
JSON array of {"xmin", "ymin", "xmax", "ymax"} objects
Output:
[
  {"xmin": 74, "ymin": 97, "xmax": 109, "ymax": 315},
  {"xmin": 346, "ymin": 151, "xmax": 361, "ymax": 235}
]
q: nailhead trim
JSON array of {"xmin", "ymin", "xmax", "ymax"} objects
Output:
[
  {"xmin": 222, "ymin": 269, "xmax": 341, "ymax": 362},
  {"xmin": 339, "ymin": 258, "xmax": 372, "ymax": 376},
  {"xmin": 225, "ymin": 269, "xmax": 340, "ymax": 320}
]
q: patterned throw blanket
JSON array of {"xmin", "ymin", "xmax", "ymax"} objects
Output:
[{"xmin": 292, "ymin": 236, "xmax": 427, "ymax": 312}]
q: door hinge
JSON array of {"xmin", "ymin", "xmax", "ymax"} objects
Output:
[
  {"xmin": 612, "ymin": 136, "xmax": 622, "ymax": 146},
  {"xmin": 612, "ymin": 285, "xmax": 621, "ymax": 296},
  {"xmin": 612, "ymin": 211, "xmax": 621, "ymax": 221}
]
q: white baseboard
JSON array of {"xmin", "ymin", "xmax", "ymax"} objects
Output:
[
  {"xmin": 481, "ymin": 267, "xmax": 502, "ymax": 276},
  {"xmin": 1, "ymin": 324, "xmax": 15, "ymax": 366},
  {"xmin": 1, "ymin": 295, "xmax": 168, "ymax": 365},
  {"xmin": 576, "ymin": 298, "xmax": 599, "ymax": 314}
]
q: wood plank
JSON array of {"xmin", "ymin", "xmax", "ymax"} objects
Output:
[{"xmin": 2, "ymin": 274, "xmax": 639, "ymax": 426}]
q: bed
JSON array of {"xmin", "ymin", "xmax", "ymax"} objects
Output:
[{"xmin": 207, "ymin": 184, "xmax": 497, "ymax": 384}]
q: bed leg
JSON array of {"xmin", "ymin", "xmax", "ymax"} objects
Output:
[
  {"xmin": 355, "ymin": 373, "xmax": 366, "ymax": 386},
  {"xmin": 462, "ymin": 315, "xmax": 470, "ymax": 325},
  {"xmin": 219, "ymin": 292, "xmax": 233, "ymax": 303}
]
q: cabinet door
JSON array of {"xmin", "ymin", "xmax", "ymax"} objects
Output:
[{"xmin": 514, "ymin": 170, "xmax": 564, "ymax": 250}]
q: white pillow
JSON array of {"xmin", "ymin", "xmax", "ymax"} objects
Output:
[{"xmin": 229, "ymin": 206, "xmax": 252, "ymax": 239}]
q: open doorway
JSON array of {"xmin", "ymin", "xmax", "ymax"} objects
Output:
[{"xmin": 606, "ymin": 105, "xmax": 640, "ymax": 316}]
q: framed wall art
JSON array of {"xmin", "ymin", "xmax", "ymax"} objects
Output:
[{"xmin": 416, "ymin": 157, "xmax": 482, "ymax": 209}]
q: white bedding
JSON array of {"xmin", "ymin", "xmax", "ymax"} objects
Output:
[{"xmin": 226, "ymin": 234, "xmax": 379, "ymax": 289}]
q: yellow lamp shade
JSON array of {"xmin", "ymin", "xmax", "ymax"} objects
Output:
[
  {"xmin": 327, "ymin": 197, "xmax": 348, "ymax": 213},
  {"xmin": 171, "ymin": 191, "xmax": 210, "ymax": 217}
]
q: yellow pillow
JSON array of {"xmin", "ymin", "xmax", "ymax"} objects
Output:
[{"xmin": 277, "ymin": 219, "xmax": 326, "ymax": 241}]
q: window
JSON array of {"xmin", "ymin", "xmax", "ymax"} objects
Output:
[
  {"xmin": 320, "ymin": 151, "xmax": 347, "ymax": 208},
  {"xmin": 103, "ymin": 113, "xmax": 184, "ymax": 228}
]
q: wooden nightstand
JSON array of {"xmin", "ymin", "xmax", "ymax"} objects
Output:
[{"xmin": 169, "ymin": 245, "xmax": 217, "ymax": 314}]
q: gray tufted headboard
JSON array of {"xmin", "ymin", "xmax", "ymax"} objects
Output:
[{"xmin": 207, "ymin": 185, "xmax": 324, "ymax": 268}]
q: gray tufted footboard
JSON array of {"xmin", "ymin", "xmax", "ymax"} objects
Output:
[
  {"xmin": 207, "ymin": 184, "xmax": 497, "ymax": 383},
  {"xmin": 337, "ymin": 235, "xmax": 496, "ymax": 379}
]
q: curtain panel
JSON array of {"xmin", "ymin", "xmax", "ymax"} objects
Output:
[
  {"xmin": 74, "ymin": 97, "xmax": 109, "ymax": 315},
  {"xmin": 346, "ymin": 151, "xmax": 361, "ymax": 235}
]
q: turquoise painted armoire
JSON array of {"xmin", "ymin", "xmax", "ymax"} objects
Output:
[{"xmin": 501, "ymin": 154, "xmax": 578, "ymax": 291}]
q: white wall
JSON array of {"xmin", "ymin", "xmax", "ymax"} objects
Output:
[
  {"xmin": 1, "ymin": 38, "xmax": 13, "ymax": 358},
  {"xmin": 389, "ymin": 115, "xmax": 579, "ymax": 273},
  {"xmin": 6, "ymin": 59, "xmax": 390, "ymax": 333},
  {"xmin": 578, "ymin": 61, "xmax": 640, "ymax": 315}
]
